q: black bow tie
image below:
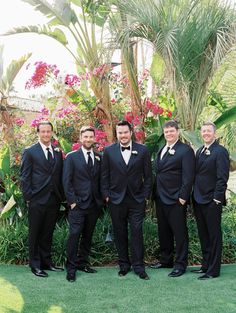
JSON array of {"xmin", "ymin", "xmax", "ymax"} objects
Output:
[{"xmin": 121, "ymin": 146, "xmax": 130, "ymax": 151}]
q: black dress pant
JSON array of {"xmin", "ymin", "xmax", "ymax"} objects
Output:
[
  {"xmin": 28, "ymin": 192, "xmax": 60, "ymax": 269},
  {"xmin": 155, "ymin": 198, "xmax": 188, "ymax": 270},
  {"xmin": 66, "ymin": 204, "xmax": 100, "ymax": 274},
  {"xmin": 109, "ymin": 195, "xmax": 145, "ymax": 274},
  {"xmin": 193, "ymin": 200, "xmax": 222, "ymax": 277}
]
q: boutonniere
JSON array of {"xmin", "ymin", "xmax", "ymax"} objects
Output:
[
  {"xmin": 95, "ymin": 155, "xmax": 101, "ymax": 161},
  {"xmin": 169, "ymin": 149, "xmax": 175, "ymax": 155},
  {"xmin": 132, "ymin": 150, "xmax": 138, "ymax": 155},
  {"xmin": 205, "ymin": 149, "xmax": 210, "ymax": 155},
  {"xmin": 54, "ymin": 147, "xmax": 61, "ymax": 152}
]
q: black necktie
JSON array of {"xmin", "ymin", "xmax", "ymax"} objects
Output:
[
  {"xmin": 121, "ymin": 146, "xmax": 130, "ymax": 151},
  {"xmin": 161, "ymin": 146, "xmax": 170, "ymax": 160},
  {"xmin": 46, "ymin": 147, "xmax": 54, "ymax": 166},
  {"xmin": 87, "ymin": 152, "xmax": 94, "ymax": 173}
]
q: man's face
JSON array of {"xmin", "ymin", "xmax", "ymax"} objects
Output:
[
  {"xmin": 38, "ymin": 124, "xmax": 53, "ymax": 146},
  {"xmin": 116, "ymin": 125, "xmax": 132, "ymax": 146},
  {"xmin": 80, "ymin": 130, "xmax": 95, "ymax": 150},
  {"xmin": 201, "ymin": 125, "xmax": 216, "ymax": 145},
  {"xmin": 163, "ymin": 126, "xmax": 179, "ymax": 145}
]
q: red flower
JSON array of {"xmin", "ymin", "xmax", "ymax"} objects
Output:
[
  {"xmin": 72, "ymin": 142, "xmax": 81, "ymax": 151},
  {"xmin": 124, "ymin": 112, "xmax": 134, "ymax": 123}
]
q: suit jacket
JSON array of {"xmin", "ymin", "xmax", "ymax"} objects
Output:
[
  {"xmin": 154, "ymin": 140, "xmax": 195, "ymax": 205},
  {"xmin": 100, "ymin": 141, "xmax": 152, "ymax": 204},
  {"xmin": 20, "ymin": 143, "xmax": 64, "ymax": 204},
  {"xmin": 63, "ymin": 148, "xmax": 103, "ymax": 209},
  {"xmin": 193, "ymin": 141, "xmax": 230, "ymax": 204}
]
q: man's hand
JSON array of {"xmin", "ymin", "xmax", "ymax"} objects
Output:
[
  {"xmin": 70, "ymin": 203, "xmax": 77, "ymax": 209},
  {"xmin": 105, "ymin": 197, "xmax": 109, "ymax": 203},
  {"xmin": 179, "ymin": 198, "xmax": 186, "ymax": 205}
]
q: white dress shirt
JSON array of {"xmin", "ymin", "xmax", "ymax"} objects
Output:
[
  {"xmin": 81, "ymin": 146, "xmax": 94, "ymax": 165},
  {"xmin": 120, "ymin": 142, "xmax": 132, "ymax": 165},
  {"xmin": 39, "ymin": 141, "xmax": 54, "ymax": 159},
  {"xmin": 160, "ymin": 139, "xmax": 178, "ymax": 160}
]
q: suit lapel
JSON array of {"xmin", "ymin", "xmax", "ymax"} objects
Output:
[
  {"xmin": 127, "ymin": 142, "xmax": 139, "ymax": 169},
  {"xmin": 115, "ymin": 143, "xmax": 128, "ymax": 170},
  {"xmin": 36, "ymin": 143, "xmax": 51, "ymax": 170},
  {"xmin": 93, "ymin": 152, "xmax": 101, "ymax": 175}
]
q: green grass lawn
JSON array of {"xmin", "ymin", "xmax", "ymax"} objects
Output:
[{"xmin": 0, "ymin": 264, "xmax": 236, "ymax": 313}]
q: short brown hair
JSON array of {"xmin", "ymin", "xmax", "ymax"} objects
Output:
[
  {"xmin": 37, "ymin": 121, "xmax": 53, "ymax": 132},
  {"xmin": 163, "ymin": 120, "xmax": 179, "ymax": 130},
  {"xmin": 116, "ymin": 120, "xmax": 132, "ymax": 131},
  {"xmin": 80, "ymin": 126, "xmax": 95, "ymax": 135},
  {"xmin": 201, "ymin": 121, "xmax": 216, "ymax": 132}
]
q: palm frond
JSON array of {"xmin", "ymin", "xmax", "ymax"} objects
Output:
[
  {"xmin": 22, "ymin": 0, "xmax": 78, "ymax": 26},
  {"xmin": 5, "ymin": 25, "xmax": 68, "ymax": 46}
]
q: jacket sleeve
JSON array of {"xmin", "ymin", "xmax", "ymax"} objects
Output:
[
  {"xmin": 20, "ymin": 149, "xmax": 33, "ymax": 201},
  {"xmin": 179, "ymin": 147, "xmax": 195, "ymax": 201},
  {"xmin": 62, "ymin": 155, "xmax": 77, "ymax": 205},
  {"xmin": 142, "ymin": 148, "xmax": 153, "ymax": 199},
  {"xmin": 100, "ymin": 149, "xmax": 110, "ymax": 199},
  {"xmin": 214, "ymin": 147, "xmax": 230, "ymax": 202}
]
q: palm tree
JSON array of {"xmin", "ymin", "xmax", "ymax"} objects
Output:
[
  {"xmin": 0, "ymin": 45, "xmax": 31, "ymax": 141},
  {"xmin": 5, "ymin": 0, "xmax": 116, "ymax": 141},
  {"xmin": 116, "ymin": 0, "xmax": 236, "ymax": 131}
]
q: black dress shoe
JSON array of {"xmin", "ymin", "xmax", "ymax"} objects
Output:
[
  {"xmin": 168, "ymin": 269, "xmax": 185, "ymax": 277},
  {"xmin": 31, "ymin": 268, "xmax": 48, "ymax": 278},
  {"xmin": 66, "ymin": 272, "xmax": 76, "ymax": 282},
  {"xmin": 198, "ymin": 274, "xmax": 217, "ymax": 280},
  {"xmin": 191, "ymin": 268, "xmax": 207, "ymax": 274},
  {"xmin": 43, "ymin": 265, "xmax": 64, "ymax": 272},
  {"xmin": 118, "ymin": 269, "xmax": 130, "ymax": 277},
  {"xmin": 138, "ymin": 272, "xmax": 150, "ymax": 280},
  {"xmin": 78, "ymin": 266, "xmax": 97, "ymax": 273},
  {"xmin": 149, "ymin": 262, "xmax": 173, "ymax": 269}
]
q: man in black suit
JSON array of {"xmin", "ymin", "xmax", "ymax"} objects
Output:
[
  {"xmin": 20, "ymin": 121, "xmax": 64, "ymax": 277},
  {"xmin": 151, "ymin": 120, "xmax": 195, "ymax": 277},
  {"xmin": 101, "ymin": 120, "xmax": 152, "ymax": 280},
  {"xmin": 63, "ymin": 126, "xmax": 103, "ymax": 282},
  {"xmin": 192, "ymin": 122, "xmax": 230, "ymax": 280}
]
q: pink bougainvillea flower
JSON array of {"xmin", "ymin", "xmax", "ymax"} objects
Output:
[
  {"xmin": 41, "ymin": 106, "xmax": 50, "ymax": 116},
  {"xmin": 100, "ymin": 119, "xmax": 109, "ymax": 125},
  {"xmin": 72, "ymin": 142, "xmax": 81, "ymax": 151},
  {"xmin": 65, "ymin": 74, "xmax": 81, "ymax": 87},
  {"xmin": 14, "ymin": 118, "xmax": 25, "ymax": 126},
  {"xmin": 25, "ymin": 61, "xmax": 60, "ymax": 89}
]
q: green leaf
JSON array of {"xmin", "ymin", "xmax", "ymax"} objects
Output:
[
  {"xmin": 214, "ymin": 106, "xmax": 236, "ymax": 129},
  {"xmin": 59, "ymin": 137, "xmax": 72, "ymax": 154},
  {"xmin": 5, "ymin": 25, "xmax": 68, "ymax": 46},
  {"xmin": 150, "ymin": 53, "xmax": 165, "ymax": 85},
  {"xmin": 181, "ymin": 130, "xmax": 202, "ymax": 149},
  {"xmin": 0, "ymin": 195, "xmax": 16, "ymax": 219},
  {"xmin": 4, "ymin": 53, "xmax": 32, "ymax": 93},
  {"xmin": 0, "ymin": 146, "xmax": 10, "ymax": 175}
]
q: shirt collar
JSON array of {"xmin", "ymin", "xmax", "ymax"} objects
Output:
[
  {"xmin": 166, "ymin": 139, "xmax": 178, "ymax": 149},
  {"xmin": 204, "ymin": 139, "xmax": 215, "ymax": 149},
  {"xmin": 81, "ymin": 146, "xmax": 93, "ymax": 155},
  {"xmin": 39, "ymin": 141, "xmax": 52, "ymax": 151}
]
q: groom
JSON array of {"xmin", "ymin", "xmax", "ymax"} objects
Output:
[{"xmin": 101, "ymin": 120, "xmax": 152, "ymax": 280}]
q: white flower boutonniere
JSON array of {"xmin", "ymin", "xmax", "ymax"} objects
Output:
[
  {"xmin": 169, "ymin": 149, "xmax": 175, "ymax": 155},
  {"xmin": 132, "ymin": 150, "xmax": 138, "ymax": 155},
  {"xmin": 205, "ymin": 149, "xmax": 211, "ymax": 155},
  {"xmin": 54, "ymin": 147, "xmax": 61, "ymax": 152},
  {"xmin": 95, "ymin": 155, "xmax": 101, "ymax": 161}
]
